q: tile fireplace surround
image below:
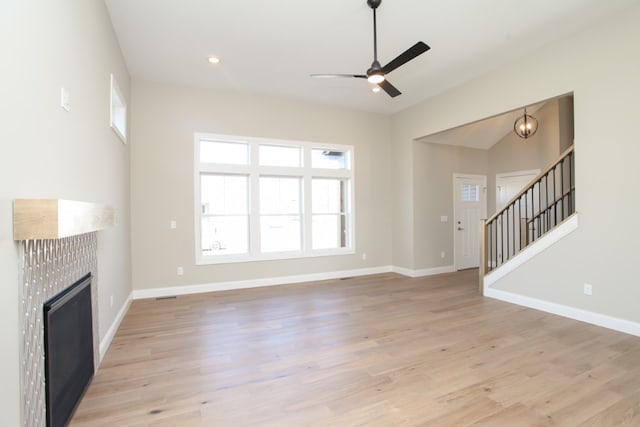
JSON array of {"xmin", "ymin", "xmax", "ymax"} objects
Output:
[{"xmin": 14, "ymin": 199, "xmax": 114, "ymax": 426}]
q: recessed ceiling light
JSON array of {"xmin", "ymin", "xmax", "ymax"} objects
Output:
[
  {"xmin": 372, "ymin": 86, "xmax": 381, "ymax": 93},
  {"xmin": 207, "ymin": 56, "xmax": 220, "ymax": 64}
]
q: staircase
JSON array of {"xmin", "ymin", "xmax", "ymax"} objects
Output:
[{"xmin": 480, "ymin": 146, "xmax": 575, "ymax": 290}]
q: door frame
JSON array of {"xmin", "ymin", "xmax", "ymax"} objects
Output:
[
  {"xmin": 495, "ymin": 169, "xmax": 540, "ymax": 211},
  {"xmin": 453, "ymin": 173, "xmax": 487, "ymax": 270}
]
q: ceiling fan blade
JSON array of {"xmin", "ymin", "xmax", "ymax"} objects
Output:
[
  {"xmin": 311, "ymin": 74, "xmax": 367, "ymax": 79},
  {"xmin": 378, "ymin": 79, "xmax": 401, "ymax": 97},
  {"xmin": 380, "ymin": 41, "xmax": 430, "ymax": 75}
]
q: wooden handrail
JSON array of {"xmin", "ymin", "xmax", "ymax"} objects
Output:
[{"xmin": 486, "ymin": 145, "xmax": 574, "ymax": 224}]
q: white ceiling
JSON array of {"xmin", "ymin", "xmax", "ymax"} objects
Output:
[
  {"xmin": 104, "ymin": 0, "xmax": 634, "ymax": 115},
  {"xmin": 418, "ymin": 101, "xmax": 547, "ymax": 150}
]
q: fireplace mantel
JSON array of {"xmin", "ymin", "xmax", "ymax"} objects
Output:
[{"xmin": 13, "ymin": 199, "xmax": 115, "ymax": 240}]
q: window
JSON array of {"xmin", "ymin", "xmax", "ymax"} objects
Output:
[
  {"xmin": 195, "ymin": 134, "xmax": 354, "ymax": 264},
  {"xmin": 311, "ymin": 149, "xmax": 350, "ymax": 169},
  {"xmin": 312, "ymin": 178, "xmax": 349, "ymax": 250},
  {"xmin": 461, "ymin": 183, "xmax": 479, "ymax": 202},
  {"xmin": 200, "ymin": 139, "xmax": 248, "ymax": 165},
  {"xmin": 259, "ymin": 145, "xmax": 302, "ymax": 167},
  {"xmin": 200, "ymin": 174, "xmax": 248, "ymax": 255},
  {"xmin": 109, "ymin": 74, "xmax": 127, "ymax": 143},
  {"xmin": 259, "ymin": 176, "xmax": 302, "ymax": 253}
]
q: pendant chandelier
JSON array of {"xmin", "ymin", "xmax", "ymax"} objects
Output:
[{"xmin": 513, "ymin": 107, "xmax": 538, "ymax": 139}]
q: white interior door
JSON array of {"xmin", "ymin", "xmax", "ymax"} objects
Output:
[
  {"xmin": 496, "ymin": 169, "xmax": 540, "ymax": 210},
  {"xmin": 454, "ymin": 174, "xmax": 487, "ymax": 270}
]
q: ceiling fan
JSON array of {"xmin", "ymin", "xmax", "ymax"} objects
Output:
[{"xmin": 311, "ymin": 0, "xmax": 430, "ymax": 98}]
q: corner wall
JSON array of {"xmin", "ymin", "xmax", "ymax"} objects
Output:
[{"xmin": 0, "ymin": 1, "xmax": 131, "ymax": 424}]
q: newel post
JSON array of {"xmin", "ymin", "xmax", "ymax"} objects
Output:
[{"xmin": 479, "ymin": 219, "xmax": 487, "ymax": 296}]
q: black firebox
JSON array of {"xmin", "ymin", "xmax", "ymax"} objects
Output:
[{"xmin": 43, "ymin": 273, "xmax": 94, "ymax": 427}]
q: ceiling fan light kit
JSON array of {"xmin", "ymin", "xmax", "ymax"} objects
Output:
[
  {"xmin": 367, "ymin": 73, "xmax": 385, "ymax": 84},
  {"xmin": 311, "ymin": 0, "xmax": 430, "ymax": 98}
]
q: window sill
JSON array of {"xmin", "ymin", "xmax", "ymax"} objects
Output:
[{"xmin": 195, "ymin": 248, "xmax": 355, "ymax": 266}]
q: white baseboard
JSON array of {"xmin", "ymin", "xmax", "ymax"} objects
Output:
[
  {"xmin": 485, "ymin": 287, "xmax": 640, "ymax": 337},
  {"xmin": 132, "ymin": 264, "xmax": 462, "ymax": 300},
  {"xmin": 132, "ymin": 266, "xmax": 394, "ymax": 300},
  {"xmin": 392, "ymin": 265, "xmax": 455, "ymax": 278},
  {"xmin": 99, "ymin": 292, "xmax": 132, "ymax": 362}
]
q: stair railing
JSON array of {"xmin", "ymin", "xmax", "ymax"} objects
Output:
[{"xmin": 480, "ymin": 146, "xmax": 575, "ymax": 285}]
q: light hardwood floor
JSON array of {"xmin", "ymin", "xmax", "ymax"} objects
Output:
[{"xmin": 71, "ymin": 270, "xmax": 640, "ymax": 426}]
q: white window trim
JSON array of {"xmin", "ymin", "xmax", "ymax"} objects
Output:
[{"xmin": 194, "ymin": 133, "xmax": 355, "ymax": 265}]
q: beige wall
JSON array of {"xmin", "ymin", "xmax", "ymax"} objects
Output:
[
  {"xmin": 130, "ymin": 81, "xmax": 392, "ymax": 290},
  {"xmin": 0, "ymin": 0, "xmax": 131, "ymax": 423},
  {"xmin": 413, "ymin": 143, "xmax": 488, "ymax": 269},
  {"xmin": 486, "ymin": 99, "xmax": 564, "ymax": 216},
  {"xmin": 391, "ymin": 3, "xmax": 640, "ymax": 322},
  {"xmin": 390, "ymin": 119, "xmax": 416, "ymax": 269},
  {"xmin": 558, "ymin": 95, "xmax": 575, "ymax": 153}
]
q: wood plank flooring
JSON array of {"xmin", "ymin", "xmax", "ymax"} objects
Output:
[{"xmin": 71, "ymin": 270, "xmax": 640, "ymax": 426}]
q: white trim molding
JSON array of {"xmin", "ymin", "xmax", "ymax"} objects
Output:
[
  {"xmin": 485, "ymin": 287, "xmax": 640, "ymax": 337},
  {"xmin": 132, "ymin": 264, "xmax": 462, "ymax": 301},
  {"xmin": 133, "ymin": 266, "xmax": 393, "ymax": 300},
  {"xmin": 392, "ymin": 265, "xmax": 455, "ymax": 278},
  {"xmin": 99, "ymin": 292, "xmax": 132, "ymax": 362},
  {"xmin": 194, "ymin": 133, "xmax": 356, "ymax": 266}
]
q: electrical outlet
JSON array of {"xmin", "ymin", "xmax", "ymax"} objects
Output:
[
  {"xmin": 441, "ymin": 251, "xmax": 445, "ymax": 259},
  {"xmin": 170, "ymin": 220, "xmax": 177, "ymax": 229},
  {"xmin": 362, "ymin": 253, "xmax": 367, "ymax": 261},
  {"xmin": 177, "ymin": 266, "xmax": 184, "ymax": 276},
  {"xmin": 110, "ymin": 295, "xmax": 114, "ymax": 307},
  {"xmin": 584, "ymin": 283, "xmax": 593, "ymax": 296}
]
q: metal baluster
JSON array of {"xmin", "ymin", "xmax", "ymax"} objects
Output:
[
  {"xmin": 544, "ymin": 175, "xmax": 549, "ymax": 233},
  {"xmin": 496, "ymin": 219, "xmax": 499, "ymax": 269},
  {"xmin": 569, "ymin": 152, "xmax": 574, "ymax": 214},
  {"xmin": 537, "ymin": 180, "xmax": 541, "ymax": 239},
  {"xmin": 506, "ymin": 209, "xmax": 509, "ymax": 261},
  {"xmin": 517, "ymin": 200, "xmax": 521, "ymax": 250},
  {"xmin": 511, "ymin": 204, "xmax": 515, "ymax": 257},
  {"xmin": 525, "ymin": 188, "xmax": 529, "ymax": 245},
  {"xmin": 553, "ymin": 165, "xmax": 557, "ymax": 227}
]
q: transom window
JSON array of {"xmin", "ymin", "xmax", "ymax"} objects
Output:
[{"xmin": 195, "ymin": 133, "xmax": 354, "ymax": 264}]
